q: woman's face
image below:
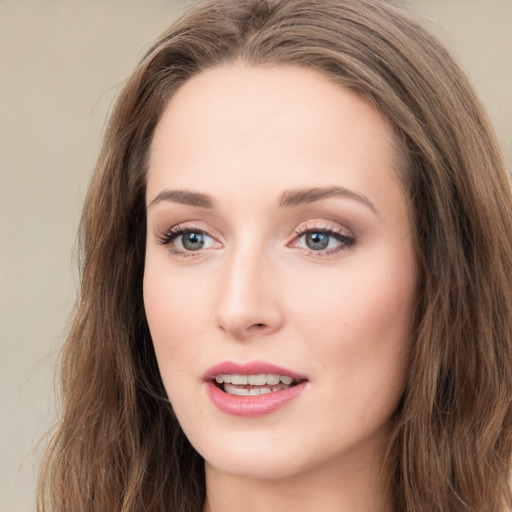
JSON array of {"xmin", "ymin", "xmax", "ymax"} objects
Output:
[{"xmin": 144, "ymin": 64, "xmax": 416, "ymax": 481}]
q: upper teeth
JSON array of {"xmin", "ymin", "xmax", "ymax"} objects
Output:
[{"xmin": 215, "ymin": 374, "xmax": 294, "ymax": 386}]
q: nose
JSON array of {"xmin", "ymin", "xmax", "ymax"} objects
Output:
[{"xmin": 214, "ymin": 246, "xmax": 284, "ymax": 340}]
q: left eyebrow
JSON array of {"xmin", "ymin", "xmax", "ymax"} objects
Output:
[{"xmin": 279, "ymin": 186, "xmax": 378, "ymax": 215}]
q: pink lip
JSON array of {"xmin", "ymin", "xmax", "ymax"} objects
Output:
[{"xmin": 203, "ymin": 360, "xmax": 308, "ymax": 417}]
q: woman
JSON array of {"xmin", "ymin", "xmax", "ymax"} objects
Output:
[{"xmin": 38, "ymin": 0, "xmax": 512, "ymax": 511}]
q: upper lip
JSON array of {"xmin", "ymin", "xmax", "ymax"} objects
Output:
[{"xmin": 203, "ymin": 360, "xmax": 308, "ymax": 382}]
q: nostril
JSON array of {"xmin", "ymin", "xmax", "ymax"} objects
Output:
[{"xmin": 244, "ymin": 323, "xmax": 268, "ymax": 333}]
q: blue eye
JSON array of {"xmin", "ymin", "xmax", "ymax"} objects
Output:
[
  {"xmin": 294, "ymin": 227, "xmax": 355, "ymax": 255},
  {"xmin": 158, "ymin": 226, "xmax": 216, "ymax": 254},
  {"xmin": 181, "ymin": 232, "xmax": 206, "ymax": 251},
  {"xmin": 304, "ymin": 232, "xmax": 330, "ymax": 250}
]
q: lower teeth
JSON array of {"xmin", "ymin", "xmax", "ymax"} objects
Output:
[{"xmin": 222, "ymin": 382, "xmax": 292, "ymax": 396}]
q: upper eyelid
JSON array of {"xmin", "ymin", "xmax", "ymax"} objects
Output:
[
  {"xmin": 291, "ymin": 223, "xmax": 356, "ymax": 251},
  {"xmin": 159, "ymin": 220, "xmax": 349, "ymax": 235},
  {"xmin": 295, "ymin": 224, "xmax": 346, "ymax": 234},
  {"xmin": 294, "ymin": 221, "xmax": 354, "ymax": 238},
  {"xmin": 156, "ymin": 220, "xmax": 355, "ymax": 247},
  {"xmin": 161, "ymin": 222, "xmax": 217, "ymax": 237},
  {"xmin": 157, "ymin": 225, "xmax": 220, "ymax": 257},
  {"xmin": 156, "ymin": 223, "xmax": 214, "ymax": 245},
  {"xmin": 292, "ymin": 226, "xmax": 355, "ymax": 243}
]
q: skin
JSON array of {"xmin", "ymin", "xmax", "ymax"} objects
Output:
[{"xmin": 143, "ymin": 64, "xmax": 417, "ymax": 512}]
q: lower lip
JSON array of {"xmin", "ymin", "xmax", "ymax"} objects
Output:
[{"xmin": 205, "ymin": 381, "xmax": 307, "ymax": 417}]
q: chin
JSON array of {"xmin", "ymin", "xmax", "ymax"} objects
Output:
[
  {"xmin": 191, "ymin": 430, "xmax": 309, "ymax": 480},
  {"xmin": 204, "ymin": 451, "xmax": 307, "ymax": 481}
]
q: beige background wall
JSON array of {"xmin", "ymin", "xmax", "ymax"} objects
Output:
[{"xmin": 1, "ymin": 1, "xmax": 510, "ymax": 511}]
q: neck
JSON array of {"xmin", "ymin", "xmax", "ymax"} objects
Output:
[{"xmin": 202, "ymin": 442, "xmax": 393, "ymax": 512}]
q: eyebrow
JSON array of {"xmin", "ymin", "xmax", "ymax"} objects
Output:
[
  {"xmin": 148, "ymin": 189, "xmax": 215, "ymax": 209},
  {"xmin": 148, "ymin": 185, "xmax": 377, "ymax": 214},
  {"xmin": 280, "ymin": 186, "xmax": 377, "ymax": 214}
]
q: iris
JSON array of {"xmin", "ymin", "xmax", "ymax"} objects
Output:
[
  {"xmin": 305, "ymin": 232, "xmax": 329, "ymax": 250},
  {"xmin": 182, "ymin": 232, "xmax": 205, "ymax": 250}
]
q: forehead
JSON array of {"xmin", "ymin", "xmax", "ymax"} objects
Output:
[{"xmin": 147, "ymin": 64, "xmax": 402, "ymax": 211}]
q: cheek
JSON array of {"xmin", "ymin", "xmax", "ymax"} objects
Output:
[
  {"xmin": 285, "ymin": 249, "xmax": 415, "ymax": 400},
  {"xmin": 289, "ymin": 260, "xmax": 415, "ymax": 345},
  {"xmin": 143, "ymin": 269, "xmax": 219, "ymax": 433},
  {"xmin": 143, "ymin": 261, "xmax": 208, "ymax": 382},
  {"xmin": 144, "ymin": 246, "xmax": 213, "ymax": 331}
]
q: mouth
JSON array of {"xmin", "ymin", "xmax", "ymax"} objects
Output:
[
  {"xmin": 203, "ymin": 361, "xmax": 308, "ymax": 416},
  {"xmin": 214, "ymin": 373, "xmax": 303, "ymax": 396}
]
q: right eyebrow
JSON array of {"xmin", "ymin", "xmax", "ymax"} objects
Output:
[{"xmin": 147, "ymin": 189, "xmax": 215, "ymax": 209}]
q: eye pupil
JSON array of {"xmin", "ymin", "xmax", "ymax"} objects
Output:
[
  {"xmin": 306, "ymin": 232, "xmax": 329, "ymax": 250},
  {"xmin": 182, "ymin": 232, "xmax": 204, "ymax": 250}
]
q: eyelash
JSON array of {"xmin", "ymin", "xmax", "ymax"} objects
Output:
[
  {"xmin": 157, "ymin": 223, "xmax": 356, "ymax": 258},
  {"xmin": 157, "ymin": 224, "xmax": 214, "ymax": 258},
  {"xmin": 293, "ymin": 225, "xmax": 356, "ymax": 256}
]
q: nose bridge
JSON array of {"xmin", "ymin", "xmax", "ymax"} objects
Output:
[{"xmin": 215, "ymin": 236, "xmax": 282, "ymax": 338}]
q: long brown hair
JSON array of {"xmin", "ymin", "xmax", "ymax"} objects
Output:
[{"xmin": 38, "ymin": 1, "xmax": 512, "ymax": 511}]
